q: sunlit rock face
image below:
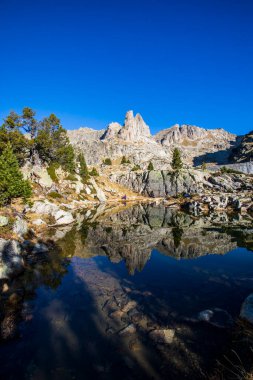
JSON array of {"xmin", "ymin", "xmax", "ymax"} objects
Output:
[
  {"xmin": 110, "ymin": 169, "xmax": 207, "ymax": 197},
  {"xmin": 118, "ymin": 111, "xmax": 151, "ymax": 142},
  {"xmin": 110, "ymin": 168, "xmax": 253, "ymax": 197},
  {"xmin": 68, "ymin": 111, "xmax": 240, "ymax": 169}
]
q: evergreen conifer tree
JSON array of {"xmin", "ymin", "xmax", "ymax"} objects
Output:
[
  {"xmin": 171, "ymin": 148, "xmax": 183, "ymax": 170},
  {"xmin": 0, "ymin": 143, "xmax": 32, "ymax": 205},
  {"xmin": 78, "ymin": 153, "xmax": 89, "ymax": 183}
]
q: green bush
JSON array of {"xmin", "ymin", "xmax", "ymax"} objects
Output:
[
  {"xmin": 47, "ymin": 163, "xmax": 59, "ymax": 182},
  {"xmin": 121, "ymin": 156, "xmax": 130, "ymax": 164},
  {"xmin": 220, "ymin": 166, "xmax": 243, "ymax": 175},
  {"xmin": 147, "ymin": 162, "xmax": 154, "ymax": 171},
  {"xmin": 201, "ymin": 162, "xmax": 207, "ymax": 171},
  {"xmin": 89, "ymin": 167, "xmax": 99, "ymax": 176},
  {"xmin": 0, "ymin": 143, "xmax": 32, "ymax": 205},
  {"xmin": 103, "ymin": 158, "xmax": 112, "ymax": 165},
  {"xmin": 48, "ymin": 191, "xmax": 63, "ymax": 199},
  {"xmin": 65, "ymin": 174, "xmax": 77, "ymax": 181},
  {"xmin": 131, "ymin": 164, "xmax": 141, "ymax": 171}
]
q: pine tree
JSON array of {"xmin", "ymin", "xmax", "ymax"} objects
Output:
[
  {"xmin": 78, "ymin": 153, "xmax": 89, "ymax": 183},
  {"xmin": 147, "ymin": 162, "xmax": 154, "ymax": 171},
  {"xmin": 171, "ymin": 148, "xmax": 183, "ymax": 170},
  {"xmin": 0, "ymin": 143, "xmax": 32, "ymax": 205},
  {"xmin": 21, "ymin": 107, "xmax": 38, "ymax": 139},
  {"xmin": 2, "ymin": 111, "xmax": 22, "ymax": 131},
  {"xmin": 0, "ymin": 126, "xmax": 30, "ymax": 165}
]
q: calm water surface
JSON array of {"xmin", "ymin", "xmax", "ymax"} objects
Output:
[{"xmin": 0, "ymin": 204, "xmax": 253, "ymax": 380}]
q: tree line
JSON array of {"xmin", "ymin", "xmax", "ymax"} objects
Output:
[
  {"xmin": 0, "ymin": 107, "xmax": 75, "ymax": 172},
  {"xmin": 0, "ymin": 107, "xmax": 89, "ymax": 205}
]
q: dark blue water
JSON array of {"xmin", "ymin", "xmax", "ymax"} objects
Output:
[{"xmin": 0, "ymin": 205, "xmax": 253, "ymax": 380}]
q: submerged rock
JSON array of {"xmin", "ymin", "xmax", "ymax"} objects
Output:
[
  {"xmin": 0, "ymin": 239, "xmax": 24, "ymax": 279},
  {"xmin": 197, "ymin": 308, "xmax": 233, "ymax": 328},
  {"xmin": 240, "ymin": 294, "xmax": 253, "ymax": 325},
  {"xmin": 149, "ymin": 329, "xmax": 175, "ymax": 344},
  {"xmin": 119, "ymin": 324, "xmax": 136, "ymax": 335},
  {"xmin": 31, "ymin": 243, "xmax": 49, "ymax": 254}
]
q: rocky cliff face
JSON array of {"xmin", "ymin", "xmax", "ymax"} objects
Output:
[
  {"xmin": 110, "ymin": 170, "xmax": 208, "ymax": 197},
  {"xmin": 110, "ymin": 169, "xmax": 253, "ymax": 197},
  {"xmin": 68, "ymin": 111, "xmax": 240, "ymax": 169},
  {"xmin": 230, "ymin": 130, "xmax": 253, "ymax": 163}
]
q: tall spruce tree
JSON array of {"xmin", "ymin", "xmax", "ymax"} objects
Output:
[
  {"xmin": 78, "ymin": 153, "xmax": 89, "ymax": 183},
  {"xmin": 0, "ymin": 143, "xmax": 32, "ymax": 205},
  {"xmin": 171, "ymin": 148, "xmax": 183, "ymax": 170}
]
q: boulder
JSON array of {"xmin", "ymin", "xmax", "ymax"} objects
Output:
[
  {"xmin": 22, "ymin": 164, "xmax": 53, "ymax": 188},
  {"xmin": 0, "ymin": 216, "xmax": 9, "ymax": 227},
  {"xmin": 84, "ymin": 186, "xmax": 91, "ymax": 195},
  {"xmin": 31, "ymin": 200, "xmax": 59, "ymax": 215},
  {"xmin": 240, "ymin": 294, "xmax": 253, "ymax": 325},
  {"xmin": 89, "ymin": 178, "xmax": 107, "ymax": 203},
  {"xmin": 13, "ymin": 217, "xmax": 28, "ymax": 237},
  {"xmin": 32, "ymin": 218, "xmax": 46, "ymax": 226},
  {"xmin": 0, "ymin": 239, "xmax": 24, "ymax": 279},
  {"xmin": 54, "ymin": 210, "xmax": 74, "ymax": 225},
  {"xmin": 74, "ymin": 180, "xmax": 84, "ymax": 194}
]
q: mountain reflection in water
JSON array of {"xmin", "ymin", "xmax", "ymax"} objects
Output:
[
  {"xmin": 57, "ymin": 203, "xmax": 253, "ymax": 275},
  {"xmin": 0, "ymin": 204, "xmax": 253, "ymax": 380}
]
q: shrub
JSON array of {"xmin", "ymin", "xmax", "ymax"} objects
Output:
[
  {"xmin": 201, "ymin": 162, "xmax": 207, "ymax": 171},
  {"xmin": 89, "ymin": 167, "xmax": 99, "ymax": 176},
  {"xmin": 147, "ymin": 162, "xmax": 154, "ymax": 171},
  {"xmin": 121, "ymin": 156, "xmax": 130, "ymax": 164},
  {"xmin": 48, "ymin": 191, "xmax": 63, "ymax": 199},
  {"xmin": 103, "ymin": 158, "xmax": 112, "ymax": 165},
  {"xmin": 47, "ymin": 163, "xmax": 59, "ymax": 182},
  {"xmin": 220, "ymin": 166, "xmax": 243, "ymax": 175},
  {"xmin": 0, "ymin": 143, "xmax": 32, "ymax": 205},
  {"xmin": 65, "ymin": 174, "xmax": 77, "ymax": 181},
  {"xmin": 131, "ymin": 164, "xmax": 141, "ymax": 171}
]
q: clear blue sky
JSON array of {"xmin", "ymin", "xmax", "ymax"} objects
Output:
[{"xmin": 0, "ymin": 0, "xmax": 252, "ymax": 135}]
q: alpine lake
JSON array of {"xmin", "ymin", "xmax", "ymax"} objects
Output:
[{"xmin": 1, "ymin": 203, "xmax": 253, "ymax": 380}]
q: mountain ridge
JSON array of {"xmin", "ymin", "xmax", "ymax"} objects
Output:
[{"xmin": 68, "ymin": 110, "xmax": 242, "ymax": 169}]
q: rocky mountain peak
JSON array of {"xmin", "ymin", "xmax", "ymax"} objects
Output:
[
  {"xmin": 101, "ymin": 111, "xmax": 151, "ymax": 142},
  {"xmin": 101, "ymin": 122, "xmax": 121, "ymax": 140},
  {"xmin": 118, "ymin": 110, "xmax": 151, "ymax": 142}
]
